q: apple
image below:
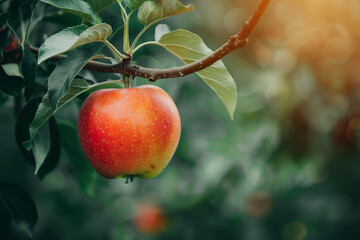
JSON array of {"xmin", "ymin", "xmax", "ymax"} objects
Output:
[
  {"xmin": 2, "ymin": 39, "xmax": 17, "ymax": 52},
  {"xmin": 77, "ymin": 85, "xmax": 181, "ymax": 181},
  {"xmin": 133, "ymin": 203, "xmax": 167, "ymax": 234},
  {"xmin": 0, "ymin": 28, "xmax": 19, "ymax": 52}
]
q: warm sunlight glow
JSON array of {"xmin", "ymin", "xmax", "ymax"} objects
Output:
[{"xmin": 247, "ymin": 0, "xmax": 359, "ymax": 94}]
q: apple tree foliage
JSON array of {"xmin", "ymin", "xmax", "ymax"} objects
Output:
[{"xmin": 0, "ymin": 0, "xmax": 239, "ymax": 236}]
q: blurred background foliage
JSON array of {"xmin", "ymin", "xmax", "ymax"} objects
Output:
[{"xmin": 1, "ymin": 0, "xmax": 360, "ymax": 239}]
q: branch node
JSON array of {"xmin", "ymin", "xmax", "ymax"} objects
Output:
[
  {"xmin": 1, "ymin": 0, "xmax": 271, "ymax": 82},
  {"xmin": 122, "ymin": 53, "xmax": 132, "ymax": 64},
  {"xmin": 149, "ymin": 77, "xmax": 157, "ymax": 82}
]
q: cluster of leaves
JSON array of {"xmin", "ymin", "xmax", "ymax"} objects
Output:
[{"xmin": 0, "ymin": 0, "xmax": 238, "ymax": 236}]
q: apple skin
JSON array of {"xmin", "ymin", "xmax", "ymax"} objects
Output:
[
  {"xmin": 3, "ymin": 40, "xmax": 17, "ymax": 52},
  {"xmin": 77, "ymin": 85, "xmax": 181, "ymax": 179},
  {"xmin": 0, "ymin": 28, "xmax": 19, "ymax": 52}
]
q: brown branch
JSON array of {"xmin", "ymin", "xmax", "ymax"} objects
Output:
[
  {"xmin": 87, "ymin": 0, "xmax": 271, "ymax": 81},
  {"xmin": 85, "ymin": 38, "xmax": 248, "ymax": 82},
  {"xmin": 1, "ymin": 0, "xmax": 271, "ymax": 81}
]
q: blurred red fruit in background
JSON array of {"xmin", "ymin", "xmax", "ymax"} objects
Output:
[{"xmin": 133, "ymin": 203, "xmax": 168, "ymax": 235}]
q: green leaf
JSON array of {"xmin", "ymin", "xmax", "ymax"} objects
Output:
[
  {"xmin": 38, "ymin": 23, "xmax": 112, "ymax": 64},
  {"xmin": 43, "ymin": 12, "xmax": 83, "ymax": 27},
  {"xmin": 137, "ymin": 0, "xmax": 194, "ymax": 26},
  {"xmin": 15, "ymin": 98, "xmax": 41, "ymax": 165},
  {"xmin": 0, "ymin": 182, "xmax": 38, "ymax": 238},
  {"xmin": 47, "ymin": 46, "xmax": 103, "ymax": 110},
  {"xmin": 25, "ymin": 78, "xmax": 122, "ymax": 149},
  {"xmin": 38, "ymin": 25, "xmax": 87, "ymax": 64},
  {"xmin": 0, "ymin": 64, "xmax": 24, "ymax": 96},
  {"xmin": 32, "ymin": 124, "xmax": 50, "ymax": 175},
  {"xmin": 26, "ymin": 79, "xmax": 86, "ymax": 150},
  {"xmin": 1, "ymin": 63, "xmax": 23, "ymax": 77},
  {"xmin": 40, "ymin": 0, "xmax": 96, "ymax": 23},
  {"xmin": 21, "ymin": 48, "xmax": 36, "ymax": 100},
  {"xmin": 37, "ymin": 117, "xmax": 61, "ymax": 179},
  {"xmin": 57, "ymin": 120, "xmax": 98, "ymax": 195},
  {"xmin": 123, "ymin": 0, "xmax": 146, "ymax": 11},
  {"xmin": 33, "ymin": 117, "xmax": 60, "ymax": 179},
  {"xmin": 158, "ymin": 29, "xmax": 237, "ymax": 118},
  {"xmin": 16, "ymin": 102, "xmax": 60, "ymax": 179},
  {"xmin": 85, "ymin": 0, "xmax": 116, "ymax": 13}
]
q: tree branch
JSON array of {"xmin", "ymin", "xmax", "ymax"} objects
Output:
[
  {"xmin": 1, "ymin": 0, "xmax": 271, "ymax": 82},
  {"xmin": 89, "ymin": 0, "xmax": 271, "ymax": 81}
]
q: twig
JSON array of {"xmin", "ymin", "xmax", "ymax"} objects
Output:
[
  {"xmin": 87, "ymin": 0, "xmax": 271, "ymax": 81},
  {"xmin": 1, "ymin": 0, "xmax": 271, "ymax": 82}
]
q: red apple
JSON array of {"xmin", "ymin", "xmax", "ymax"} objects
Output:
[
  {"xmin": 0, "ymin": 28, "xmax": 19, "ymax": 52},
  {"xmin": 3, "ymin": 39, "xmax": 17, "ymax": 52},
  {"xmin": 77, "ymin": 85, "xmax": 181, "ymax": 180},
  {"xmin": 133, "ymin": 203, "xmax": 168, "ymax": 234}
]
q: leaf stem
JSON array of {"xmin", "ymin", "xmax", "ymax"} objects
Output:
[
  {"xmin": 104, "ymin": 40, "xmax": 127, "ymax": 60},
  {"xmin": 85, "ymin": 0, "xmax": 272, "ymax": 81},
  {"xmin": 95, "ymin": 24, "xmax": 124, "ymax": 54},
  {"xmin": 6, "ymin": 23, "xmax": 21, "ymax": 48},
  {"xmin": 129, "ymin": 26, "xmax": 150, "ymax": 53},
  {"xmin": 101, "ymin": 56, "xmax": 121, "ymax": 63},
  {"xmin": 90, "ymin": 79, "xmax": 124, "ymax": 89},
  {"xmin": 3, "ymin": 0, "xmax": 272, "ymax": 82},
  {"xmin": 128, "ymin": 15, "xmax": 168, "ymax": 54},
  {"xmin": 118, "ymin": 0, "xmax": 128, "ymax": 19},
  {"xmin": 23, "ymin": 3, "xmax": 38, "ymax": 47},
  {"xmin": 131, "ymin": 41, "xmax": 159, "ymax": 55},
  {"xmin": 26, "ymin": 5, "xmax": 45, "ymax": 46},
  {"xmin": 19, "ymin": 8, "xmax": 26, "ymax": 44},
  {"xmin": 118, "ymin": 1, "xmax": 130, "ymax": 52},
  {"xmin": 123, "ymin": 17, "xmax": 130, "ymax": 52}
]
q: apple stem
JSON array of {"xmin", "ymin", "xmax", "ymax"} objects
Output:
[
  {"xmin": 124, "ymin": 75, "xmax": 130, "ymax": 88},
  {"xmin": 125, "ymin": 175, "xmax": 135, "ymax": 184}
]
